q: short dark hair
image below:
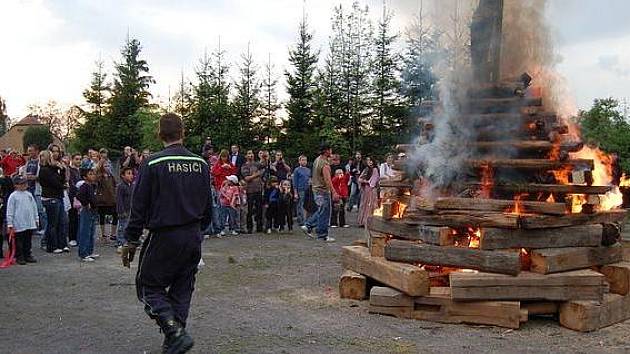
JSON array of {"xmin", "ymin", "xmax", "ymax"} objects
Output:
[
  {"xmin": 159, "ymin": 113, "xmax": 184, "ymax": 143},
  {"xmin": 28, "ymin": 144, "xmax": 40, "ymax": 151},
  {"xmin": 71, "ymin": 153, "xmax": 81, "ymax": 159},
  {"xmin": 319, "ymin": 142, "xmax": 331, "ymax": 154},
  {"xmin": 120, "ymin": 166, "xmax": 134, "ymax": 176}
]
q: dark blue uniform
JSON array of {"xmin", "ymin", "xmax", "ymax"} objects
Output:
[{"xmin": 125, "ymin": 144, "xmax": 211, "ymax": 327}]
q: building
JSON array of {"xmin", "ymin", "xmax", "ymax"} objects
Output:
[{"xmin": 0, "ymin": 114, "xmax": 62, "ymax": 153}]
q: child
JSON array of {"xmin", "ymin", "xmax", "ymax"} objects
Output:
[
  {"xmin": 76, "ymin": 168, "xmax": 99, "ymax": 262},
  {"xmin": 115, "ymin": 167, "xmax": 134, "ymax": 252},
  {"xmin": 6, "ymin": 175, "xmax": 39, "ymax": 265},
  {"xmin": 331, "ymin": 168, "xmax": 350, "ymax": 228},
  {"xmin": 219, "ymin": 175, "xmax": 241, "ymax": 236},
  {"xmin": 278, "ymin": 180, "xmax": 294, "ymax": 232},
  {"xmin": 264, "ymin": 176, "xmax": 280, "ymax": 234}
]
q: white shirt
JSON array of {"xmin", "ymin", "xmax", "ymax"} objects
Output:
[{"xmin": 379, "ymin": 162, "xmax": 396, "ymax": 180}]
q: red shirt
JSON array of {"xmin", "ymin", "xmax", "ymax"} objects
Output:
[
  {"xmin": 332, "ymin": 173, "xmax": 350, "ymax": 198},
  {"xmin": 211, "ymin": 161, "xmax": 236, "ymax": 190},
  {"xmin": 1, "ymin": 154, "xmax": 25, "ymax": 176}
]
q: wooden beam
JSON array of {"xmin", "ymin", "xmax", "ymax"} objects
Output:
[
  {"xmin": 368, "ymin": 232, "xmax": 387, "ymax": 257},
  {"xmin": 433, "ymin": 197, "xmax": 567, "ymax": 216},
  {"xmin": 467, "ymin": 158, "xmax": 594, "ymax": 171},
  {"xmin": 368, "ymin": 286, "xmax": 523, "ymax": 329},
  {"xmin": 530, "ymin": 244, "xmax": 623, "ymax": 274},
  {"xmin": 405, "ymin": 211, "xmax": 520, "ymax": 229},
  {"xmin": 598, "ymin": 262, "xmax": 630, "ymax": 296},
  {"xmin": 520, "ymin": 209, "xmax": 627, "ymax": 229},
  {"xmin": 472, "ymin": 140, "xmax": 583, "ymax": 153},
  {"xmin": 385, "ymin": 240, "xmax": 521, "ymax": 275},
  {"xmin": 449, "ymin": 270, "xmax": 605, "ymax": 301},
  {"xmin": 479, "ymin": 225, "xmax": 603, "ymax": 250},
  {"xmin": 559, "ymin": 293, "xmax": 630, "ymax": 332},
  {"xmin": 521, "ymin": 302, "xmax": 559, "ymax": 315},
  {"xmin": 418, "ymin": 226, "xmax": 455, "ymax": 246},
  {"xmin": 339, "ymin": 270, "xmax": 367, "ymax": 300},
  {"xmin": 341, "ymin": 246, "xmax": 429, "ymax": 296},
  {"xmin": 467, "ymin": 182, "xmax": 612, "ymax": 195},
  {"xmin": 367, "ymin": 216, "xmax": 420, "ymax": 240},
  {"xmin": 378, "ymin": 180, "xmax": 413, "ymax": 189}
]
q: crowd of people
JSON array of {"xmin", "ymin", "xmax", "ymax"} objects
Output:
[{"xmin": 0, "ymin": 136, "xmax": 398, "ymax": 265}]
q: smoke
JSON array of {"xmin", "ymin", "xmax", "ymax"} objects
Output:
[{"xmin": 408, "ymin": 0, "xmax": 577, "ymax": 199}]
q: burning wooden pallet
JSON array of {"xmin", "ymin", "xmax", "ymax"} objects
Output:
[{"xmin": 339, "ymin": 77, "xmax": 630, "ymax": 331}]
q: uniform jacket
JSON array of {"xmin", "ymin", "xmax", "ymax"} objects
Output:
[{"xmin": 125, "ymin": 144, "xmax": 212, "ymax": 244}]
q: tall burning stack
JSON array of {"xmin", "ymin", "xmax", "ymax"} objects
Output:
[{"xmin": 340, "ymin": 0, "xmax": 630, "ymax": 331}]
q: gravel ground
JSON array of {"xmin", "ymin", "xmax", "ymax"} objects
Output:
[{"xmin": 1, "ymin": 212, "xmax": 630, "ymax": 354}]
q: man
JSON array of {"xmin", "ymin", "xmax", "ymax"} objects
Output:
[
  {"xmin": 1, "ymin": 148, "xmax": 25, "ymax": 177},
  {"xmin": 120, "ymin": 146, "xmax": 139, "ymax": 171},
  {"xmin": 124, "ymin": 113, "xmax": 211, "ymax": 353},
  {"xmin": 229, "ymin": 145, "xmax": 245, "ymax": 174},
  {"xmin": 22, "ymin": 144, "xmax": 46, "ymax": 242},
  {"xmin": 347, "ymin": 151, "xmax": 365, "ymax": 212},
  {"xmin": 270, "ymin": 150, "xmax": 291, "ymax": 181},
  {"xmin": 292, "ymin": 155, "xmax": 310, "ymax": 226},
  {"xmin": 301, "ymin": 142, "xmax": 338, "ymax": 242},
  {"xmin": 240, "ymin": 150, "xmax": 264, "ymax": 233}
]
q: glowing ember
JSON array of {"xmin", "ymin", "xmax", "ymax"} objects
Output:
[
  {"xmin": 372, "ymin": 206, "xmax": 383, "ymax": 217},
  {"xmin": 567, "ymin": 194, "xmax": 587, "ymax": 214},
  {"xmin": 546, "ymin": 194, "xmax": 555, "ymax": 203},
  {"xmin": 467, "ymin": 227, "xmax": 481, "ymax": 249},
  {"xmin": 394, "ymin": 202, "xmax": 408, "ymax": 219}
]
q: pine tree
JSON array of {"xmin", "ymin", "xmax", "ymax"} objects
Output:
[
  {"xmin": 233, "ymin": 44, "xmax": 260, "ymax": 149},
  {"xmin": 370, "ymin": 3, "xmax": 405, "ymax": 149},
  {"xmin": 107, "ymin": 36, "xmax": 154, "ymax": 151},
  {"xmin": 173, "ymin": 71, "xmax": 193, "ymax": 119},
  {"xmin": 284, "ymin": 15, "xmax": 319, "ymax": 135},
  {"xmin": 259, "ymin": 54, "xmax": 281, "ymax": 147}
]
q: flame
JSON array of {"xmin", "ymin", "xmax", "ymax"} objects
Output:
[
  {"xmin": 373, "ymin": 206, "xmax": 383, "ymax": 217},
  {"xmin": 621, "ymin": 174, "xmax": 630, "ymax": 187},
  {"xmin": 479, "ymin": 163, "xmax": 493, "ymax": 199},
  {"xmin": 506, "ymin": 193, "xmax": 528, "ymax": 215},
  {"xmin": 570, "ymin": 146, "xmax": 614, "ymax": 186},
  {"xmin": 467, "ymin": 227, "xmax": 481, "ymax": 249},
  {"xmin": 394, "ymin": 202, "xmax": 408, "ymax": 219},
  {"xmin": 567, "ymin": 194, "xmax": 587, "ymax": 214},
  {"xmin": 599, "ymin": 186, "xmax": 624, "ymax": 211},
  {"xmin": 546, "ymin": 194, "xmax": 555, "ymax": 203}
]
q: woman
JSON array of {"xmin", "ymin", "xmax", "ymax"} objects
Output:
[
  {"xmin": 211, "ymin": 150, "xmax": 237, "ymax": 190},
  {"xmin": 356, "ymin": 157, "xmax": 380, "ymax": 227},
  {"xmin": 38, "ymin": 150, "xmax": 69, "ymax": 253},
  {"xmin": 94, "ymin": 157, "xmax": 117, "ymax": 241}
]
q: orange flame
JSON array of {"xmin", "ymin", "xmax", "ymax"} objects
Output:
[
  {"xmin": 546, "ymin": 194, "xmax": 555, "ymax": 203},
  {"xmin": 570, "ymin": 146, "xmax": 613, "ymax": 186},
  {"xmin": 479, "ymin": 163, "xmax": 493, "ymax": 199},
  {"xmin": 567, "ymin": 194, "xmax": 587, "ymax": 214},
  {"xmin": 621, "ymin": 174, "xmax": 630, "ymax": 187},
  {"xmin": 506, "ymin": 193, "xmax": 528, "ymax": 215}
]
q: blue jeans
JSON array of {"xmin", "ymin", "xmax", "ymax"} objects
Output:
[
  {"xmin": 78, "ymin": 208, "xmax": 98, "ymax": 258},
  {"xmin": 348, "ymin": 182, "xmax": 361, "ymax": 210},
  {"xmin": 116, "ymin": 215, "xmax": 129, "ymax": 246},
  {"xmin": 296, "ymin": 190, "xmax": 306, "ymax": 225},
  {"xmin": 304, "ymin": 191, "xmax": 331, "ymax": 239},
  {"xmin": 43, "ymin": 198, "xmax": 67, "ymax": 252},
  {"xmin": 204, "ymin": 187, "xmax": 223, "ymax": 235},
  {"xmin": 221, "ymin": 206, "xmax": 239, "ymax": 232},
  {"xmin": 33, "ymin": 194, "xmax": 47, "ymax": 243}
]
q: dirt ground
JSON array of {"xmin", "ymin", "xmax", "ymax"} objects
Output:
[{"xmin": 1, "ymin": 211, "xmax": 630, "ymax": 354}]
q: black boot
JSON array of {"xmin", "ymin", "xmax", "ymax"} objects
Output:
[{"xmin": 157, "ymin": 317, "xmax": 194, "ymax": 354}]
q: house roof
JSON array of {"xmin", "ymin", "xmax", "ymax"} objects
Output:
[{"xmin": 15, "ymin": 114, "xmax": 42, "ymax": 126}]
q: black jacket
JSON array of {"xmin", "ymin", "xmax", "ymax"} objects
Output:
[
  {"xmin": 39, "ymin": 164, "xmax": 66, "ymax": 199},
  {"xmin": 125, "ymin": 144, "xmax": 212, "ymax": 244}
]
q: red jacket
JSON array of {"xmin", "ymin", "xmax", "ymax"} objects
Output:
[
  {"xmin": 211, "ymin": 162, "xmax": 236, "ymax": 190},
  {"xmin": 1, "ymin": 154, "xmax": 25, "ymax": 176},
  {"xmin": 332, "ymin": 173, "xmax": 350, "ymax": 198}
]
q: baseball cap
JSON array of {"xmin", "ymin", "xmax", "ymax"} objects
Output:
[
  {"xmin": 226, "ymin": 175, "xmax": 238, "ymax": 184},
  {"xmin": 12, "ymin": 175, "xmax": 26, "ymax": 185}
]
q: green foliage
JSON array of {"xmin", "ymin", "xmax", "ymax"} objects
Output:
[
  {"xmin": 137, "ymin": 109, "xmax": 163, "ymax": 152},
  {"xmin": 107, "ymin": 37, "xmax": 154, "ymax": 150},
  {"xmin": 232, "ymin": 46, "xmax": 261, "ymax": 149},
  {"xmin": 258, "ymin": 56, "xmax": 281, "ymax": 147},
  {"xmin": 578, "ymin": 98, "xmax": 630, "ymax": 172},
  {"xmin": 23, "ymin": 126, "xmax": 53, "ymax": 151}
]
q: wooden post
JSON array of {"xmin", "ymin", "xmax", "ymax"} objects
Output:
[
  {"xmin": 599, "ymin": 262, "xmax": 630, "ymax": 296},
  {"xmin": 559, "ymin": 294, "xmax": 630, "ymax": 332},
  {"xmin": 479, "ymin": 225, "xmax": 602, "ymax": 250},
  {"xmin": 530, "ymin": 245, "xmax": 623, "ymax": 274},
  {"xmin": 339, "ymin": 270, "xmax": 367, "ymax": 300}
]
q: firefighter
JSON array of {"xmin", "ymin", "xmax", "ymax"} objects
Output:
[{"xmin": 122, "ymin": 113, "xmax": 212, "ymax": 354}]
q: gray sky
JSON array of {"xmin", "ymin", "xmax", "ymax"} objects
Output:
[{"xmin": 0, "ymin": 0, "xmax": 629, "ymax": 118}]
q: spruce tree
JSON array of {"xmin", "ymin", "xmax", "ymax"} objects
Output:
[
  {"xmin": 260, "ymin": 54, "xmax": 281, "ymax": 147},
  {"xmin": 0, "ymin": 96, "xmax": 8, "ymax": 136},
  {"xmin": 107, "ymin": 36, "xmax": 154, "ymax": 151},
  {"xmin": 74, "ymin": 59, "xmax": 110, "ymax": 151},
  {"xmin": 233, "ymin": 44, "xmax": 260, "ymax": 149},
  {"xmin": 284, "ymin": 15, "xmax": 319, "ymax": 138},
  {"xmin": 370, "ymin": 4, "xmax": 405, "ymax": 149},
  {"xmin": 188, "ymin": 51, "xmax": 214, "ymax": 151},
  {"xmin": 209, "ymin": 41, "xmax": 232, "ymax": 148}
]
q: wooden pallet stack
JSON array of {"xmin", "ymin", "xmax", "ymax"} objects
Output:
[{"xmin": 340, "ymin": 80, "xmax": 630, "ymax": 331}]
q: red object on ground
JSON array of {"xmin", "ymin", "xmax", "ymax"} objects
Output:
[{"xmin": 0, "ymin": 230, "xmax": 16, "ymax": 269}]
